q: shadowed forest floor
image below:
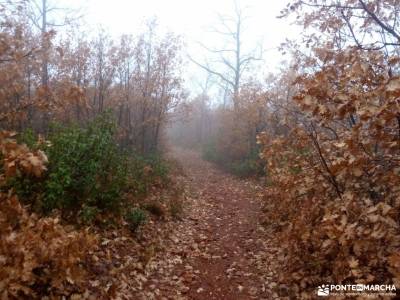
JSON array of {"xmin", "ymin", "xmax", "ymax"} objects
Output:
[{"xmin": 130, "ymin": 149, "xmax": 281, "ymax": 299}]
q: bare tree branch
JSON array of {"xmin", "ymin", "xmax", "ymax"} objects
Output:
[
  {"xmin": 188, "ymin": 55, "xmax": 235, "ymax": 88},
  {"xmin": 358, "ymin": 0, "xmax": 400, "ymax": 42}
]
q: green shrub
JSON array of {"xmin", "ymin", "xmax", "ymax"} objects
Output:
[
  {"xmin": 126, "ymin": 208, "xmax": 147, "ymax": 232},
  {"xmin": 42, "ymin": 113, "xmax": 127, "ymax": 212},
  {"xmin": 18, "ymin": 128, "xmax": 37, "ymax": 148},
  {"xmin": 202, "ymin": 140, "xmax": 220, "ymax": 163},
  {"xmin": 11, "ymin": 113, "xmax": 128, "ymax": 213},
  {"xmin": 202, "ymin": 141, "xmax": 264, "ymax": 177},
  {"xmin": 79, "ymin": 205, "xmax": 100, "ymax": 224},
  {"xmin": 126, "ymin": 153, "xmax": 169, "ymax": 195},
  {"xmin": 145, "ymin": 154, "xmax": 169, "ymax": 180},
  {"xmin": 229, "ymin": 150, "xmax": 264, "ymax": 177},
  {"xmin": 230, "ymin": 160, "xmax": 259, "ymax": 177},
  {"xmin": 10, "ymin": 113, "xmax": 171, "ymax": 218}
]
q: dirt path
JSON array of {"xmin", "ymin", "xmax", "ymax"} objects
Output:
[{"xmin": 134, "ymin": 149, "xmax": 280, "ymax": 300}]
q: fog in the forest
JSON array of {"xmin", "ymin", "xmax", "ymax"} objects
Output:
[{"xmin": 1, "ymin": 0, "xmax": 399, "ymax": 298}]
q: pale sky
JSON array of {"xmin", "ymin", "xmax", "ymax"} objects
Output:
[{"xmin": 66, "ymin": 0, "xmax": 300, "ymax": 97}]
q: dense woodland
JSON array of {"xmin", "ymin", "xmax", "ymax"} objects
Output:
[{"xmin": 1, "ymin": 0, "xmax": 400, "ymax": 299}]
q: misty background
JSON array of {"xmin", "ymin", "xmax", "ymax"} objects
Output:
[{"xmin": 51, "ymin": 0, "xmax": 300, "ymax": 100}]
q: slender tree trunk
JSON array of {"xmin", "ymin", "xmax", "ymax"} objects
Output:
[{"xmin": 41, "ymin": 0, "xmax": 48, "ymax": 87}]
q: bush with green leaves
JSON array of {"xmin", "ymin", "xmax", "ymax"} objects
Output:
[
  {"xmin": 125, "ymin": 208, "xmax": 147, "ymax": 232},
  {"xmin": 9, "ymin": 112, "xmax": 171, "ymax": 219},
  {"xmin": 10, "ymin": 113, "xmax": 127, "ymax": 213},
  {"xmin": 42, "ymin": 113, "xmax": 128, "ymax": 212},
  {"xmin": 126, "ymin": 153, "xmax": 170, "ymax": 195},
  {"xmin": 17, "ymin": 127, "xmax": 37, "ymax": 148},
  {"xmin": 202, "ymin": 141, "xmax": 263, "ymax": 177},
  {"xmin": 229, "ymin": 149, "xmax": 264, "ymax": 177},
  {"xmin": 79, "ymin": 205, "xmax": 100, "ymax": 225},
  {"xmin": 202, "ymin": 140, "xmax": 220, "ymax": 163}
]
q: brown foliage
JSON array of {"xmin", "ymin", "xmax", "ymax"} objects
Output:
[
  {"xmin": 255, "ymin": 1, "xmax": 400, "ymax": 297},
  {"xmin": 0, "ymin": 131, "xmax": 48, "ymax": 178},
  {"xmin": 0, "ymin": 2, "xmax": 183, "ymax": 154},
  {"xmin": 259, "ymin": 48, "xmax": 400, "ymax": 297},
  {"xmin": 0, "ymin": 132, "xmax": 97, "ymax": 299}
]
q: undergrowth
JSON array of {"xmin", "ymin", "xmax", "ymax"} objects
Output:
[
  {"xmin": 5, "ymin": 113, "xmax": 170, "ymax": 220},
  {"xmin": 203, "ymin": 140, "xmax": 263, "ymax": 177}
]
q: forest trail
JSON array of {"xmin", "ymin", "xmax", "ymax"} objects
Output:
[{"xmin": 136, "ymin": 149, "xmax": 280, "ymax": 300}]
